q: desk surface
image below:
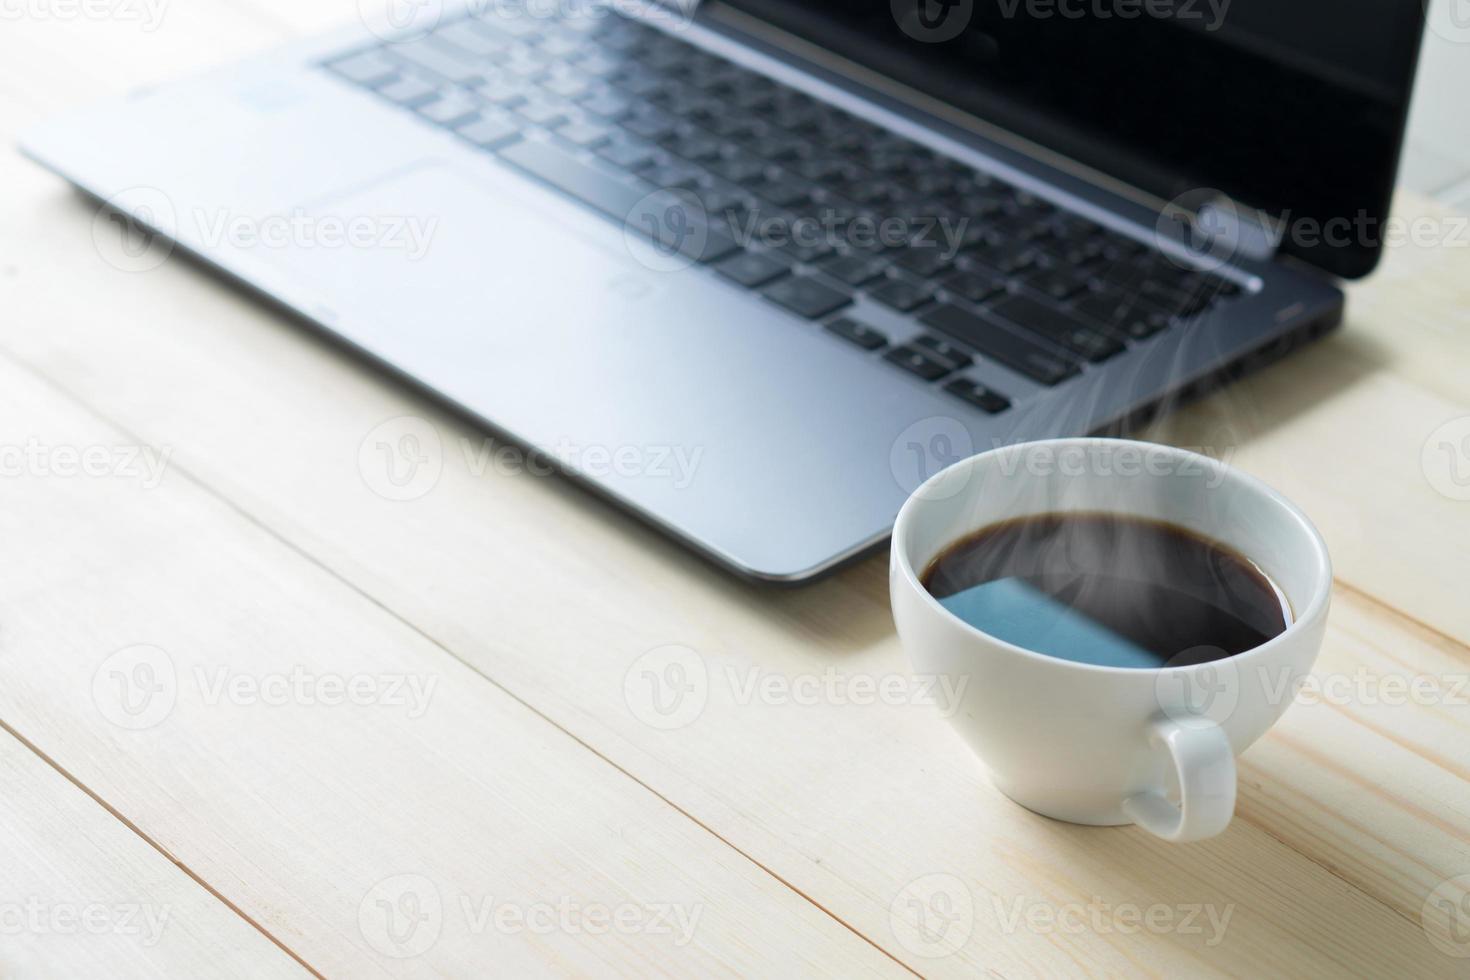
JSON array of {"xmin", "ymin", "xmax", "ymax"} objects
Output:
[{"xmin": 3, "ymin": 4, "xmax": 1470, "ymax": 977}]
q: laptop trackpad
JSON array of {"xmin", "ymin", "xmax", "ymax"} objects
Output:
[
  {"xmin": 261, "ymin": 159, "xmax": 931, "ymax": 576},
  {"xmin": 279, "ymin": 157, "xmax": 693, "ymax": 376}
]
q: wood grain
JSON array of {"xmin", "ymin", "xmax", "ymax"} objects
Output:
[
  {"xmin": 0, "ymin": 353, "xmax": 902, "ymax": 977},
  {"xmin": 2, "ymin": 1, "xmax": 1469, "ymax": 975},
  {"xmin": 3, "ymin": 153, "xmax": 1465, "ymax": 972},
  {"xmin": 0, "ymin": 727, "xmax": 309, "ymax": 978},
  {"xmin": 1143, "ymin": 224, "xmax": 1470, "ymax": 643}
]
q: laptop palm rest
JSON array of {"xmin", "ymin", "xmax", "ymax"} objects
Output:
[{"xmin": 258, "ymin": 158, "xmax": 940, "ymax": 577}]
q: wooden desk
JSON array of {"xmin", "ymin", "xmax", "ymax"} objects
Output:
[{"xmin": 3, "ymin": 5, "xmax": 1469, "ymax": 976}]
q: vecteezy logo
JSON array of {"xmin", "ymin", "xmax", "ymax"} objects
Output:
[
  {"xmin": 889, "ymin": 416, "xmax": 974, "ymax": 500},
  {"xmin": 1422, "ymin": 417, "xmax": 1470, "ymax": 502},
  {"xmin": 642, "ymin": 0, "xmax": 700, "ymax": 30},
  {"xmin": 359, "ymin": 874, "xmax": 443, "ymax": 958},
  {"xmin": 357, "ymin": 0, "xmax": 444, "ymax": 42},
  {"xmin": 358, "ymin": 416, "xmax": 443, "ymax": 501},
  {"xmin": 623, "ymin": 188, "xmax": 709, "ymax": 274},
  {"xmin": 622, "ymin": 645, "xmax": 709, "ymax": 730},
  {"xmin": 1154, "ymin": 649, "xmax": 1240, "ymax": 730},
  {"xmin": 1424, "ymin": 0, "xmax": 1470, "ymax": 45},
  {"xmin": 891, "ymin": 0, "xmax": 973, "ymax": 42},
  {"xmin": 1155, "ymin": 188, "xmax": 1245, "ymax": 274},
  {"xmin": 92, "ymin": 645, "xmax": 178, "ymax": 730},
  {"xmin": 1422, "ymin": 874, "xmax": 1470, "ymax": 958},
  {"xmin": 889, "ymin": 873, "xmax": 974, "ymax": 958},
  {"xmin": 91, "ymin": 186, "xmax": 177, "ymax": 273}
]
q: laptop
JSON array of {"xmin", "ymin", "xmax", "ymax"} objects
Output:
[{"xmin": 20, "ymin": 0, "xmax": 1425, "ymax": 582}]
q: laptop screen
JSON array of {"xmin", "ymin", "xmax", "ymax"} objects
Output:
[{"xmin": 712, "ymin": 0, "xmax": 1425, "ymax": 278}]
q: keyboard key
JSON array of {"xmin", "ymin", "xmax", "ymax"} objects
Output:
[
  {"xmin": 821, "ymin": 254, "xmax": 886, "ymax": 287},
  {"xmin": 477, "ymin": 78, "xmax": 532, "ymax": 108},
  {"xmin": 891, "ymin": 245, "xmax": 954, "ymax": 279},
  {"xmin": 777, "ymin": 234, "xmax": 834, "ymax": 264},
  {"xmin": 912, "ymin": 171, "xmax": 955, "ymax": 196},
  {"xmin": 1138, "ymin": 278, "xmax": 1212, "ymax": 318},
  {"xmin": 824, "ymin": 316, "xmax": 887, "ymax": 350},
  {"xmin": 621, "ymin": 109, "xmax": 678, "ymax": 141},
  {"xmin": 730, "ymin": 86, "xmax": 776, "ymax": 111},
  {"xmin": 707, "ymin": 154, "xmax": 768, "ymax": 185},
  {"xmin": 868, "ymin": 277, "xmax": 934, "ymax": 313},
  {"xmin": 556, "ymin": 121, "xmax": 612, "ymax": 148},
  {"xmin": 1122, "ymin": 311, "xmax": 1171, "ymax": 340},
  {"xmin": 985, "ymin": 214, "xmax": 1052, "ymax": 246},
  {"xmin": 796, "ymin": 157, "xmax": 861, "ymax": 185},
  {"xmin": 576, "ymin": 89, "xmax": 634, "ymax": 119},
  {"xmin": 515, "ymin": 98, "xmax": 570, "ymax": 128},
  {"xmin": 1046, "ymin": 212, "xmax": 1102, "ymax": 240},
  {"xmin": 912, "ymin": 335, "xmax": 973, "ymax": 369},
  {"xmin": 540, "ymin": 73, "xmax": 591, "ymax": 100},
  {"xmin": 1012, "ymin": 190, "xmax": 1055, "ymax": 215},
  {"xmin": 643, "ymin": 160, "xmax": 704, "ymax": 189},
  {"xmin": 663, "ymin": 132, "xmax": 723, "ymax": 163},
  {"xmin": 988, "ymin": 293, "xmax": 1125, "ymax": 363},
  {"xmin": 455, "ymin": 114, "xmax": 522, "ymax": 149},
  {"xmin": 537, "ymin": 34, "xmax": 583, "ymax": 59},
  {"xmin": 1042, "ymin": 237, "xmax": 1108, "ymax": 269},
  {"xmin": 502, "ymin": 52, "xmax": 550, "ymax": 80},
  {"xmin": 377, "ymin": 76, "xmax": 439, "ymax": 108},
  {"xmin": 1073, "ymin": 290, "xmax": 1173, "ymax": 340},
  {"xmin": 664, "ymin": 93, "xmax": 721, "ymax": 125},
  {"xmin": 762, "ymin": 276, "xmax": 852, "ymax": 319},
  {"xmin": 948, "ymin": 192, "xmax": 1007, "ymax": 223},
  {"xmin": 699, "ymin": 186, "xmax": 753, "ymax": 219},
  {"xmin": 715, "ymin": 251, "xmax": 791, "ymax": 288},
  {"xmin": 499, "ymin": 139, "xmax": 739, "ymax": 263},
  {"xmin": 1100, "ymin": 234, "xmax": 1147, "ymax": 259},
  {"xmin": 845, "ymin": 180, "xmax": 903, "ymax": 208},
  {"xmin": 596, "ymin": 137, "xmax": 658, "ymax": 171},
  {"xmin": 1021, "ymin": 265, "xmax": 1089, "ymax": 301},
  {"xmin": 614, "ymin": 70, "xmax": 669, "ymax": 100},
  {"xmin": 968, "ymin": 240, "xmax": 1039, "ymax": 274},
  {"xmin": 329, "ymin": 51, "xmax": 399, "ymax": 87},
  {"xmin": 884, "ymin": 346, "xmax": 952, "ymax": 381},
  {"xmin": 434, "ymin": 20, "xmax": 511, "ymax": 59},
  {"xmin": 569, "ymin": 51, "xmax": 622, "ymax": 78},
  {"xmin": 940, "ymin": 270, "xmax": 1006, "ymax": 304},
  {"xmin": 385, "ymin": 38, "xmax": 483, "ymax": 85},
  {"xmin": 589, "ymin": 20, "xmax": 647, "ymax": 51},
  {"xmin": 755, "ymin": 135, "xmax": 812, "ymax": 163},
  {"xmin": 345, "ymin": 10, "xmax": 1209, "ymax": 390},
  {"xmin": 944, "ymin": 378, "xmax": 1011, "ymax": 414},
  {"xmin": 1130, "ymin": 254, "xmax": 1204, "ymax": 291},
  {"xmin": 919, "ymin": 303, "xmax": 1079, "ymax": 386},
  {"xmin": 758, "ymin": 178, "xmax": 811, "ymax": 209},
  {"xmin": 418, "ymin": 95, "xmax": 480, "ymax": 127},
  {"xmin": 476, "ymin": 13, "xmax": 544, "ymax": 42}
]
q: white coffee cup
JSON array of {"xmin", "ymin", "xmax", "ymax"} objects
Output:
[{"xmin": 890, "ymin": 438, "xmax": 1331, "ymax": 842}]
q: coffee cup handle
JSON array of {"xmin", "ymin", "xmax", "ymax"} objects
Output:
[{"xmin": 1121, "ymin": 717, "xmax": 1236, "ymax": 843}]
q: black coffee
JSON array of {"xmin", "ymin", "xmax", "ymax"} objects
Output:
[{"xmin": 921, "ymin": 512, "xmax": 1291, "ymax": 669}]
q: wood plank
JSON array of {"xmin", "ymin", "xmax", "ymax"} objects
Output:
[
  {"xmin": 1, "ymin": 159, "xmax": 1461, "ymax": 973},
  {"xmin": 0, "ymin": 0, "xmax": 292, "ymax": 117},
  {"xmin": 1236, "ymin": 585, "xmax": 1470, "ymax": 927},
  {"xmin": 3, "ymin": 0, "xmax": 1469, "ymax": 646},
  {"xmin": 0, "ymin": 726, "xmax": 309, "ymax": 978},
  {"xmin": 1142, "ymin": 188, "xmax": 1470, "ymax": 643},
  {"xmin": 0, "ymin": 355, "xmax": 901, "ymax": 976},
  {"xmin": 6, "ymin": 0, "xmax": 1468, "ymax": 645},
  {"xmin": 5, "ymin": 4, "xmax": 1470, "ymax": 973}
]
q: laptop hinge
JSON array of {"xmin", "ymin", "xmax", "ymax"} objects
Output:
[{"xmin": 1157, "ymin": 190, "xmax": 1284, "ymax": 268}]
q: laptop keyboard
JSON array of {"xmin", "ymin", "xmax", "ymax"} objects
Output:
[{"xmin": 326, "ymin": 8, "xmax": 1242, "ymax": 416}]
